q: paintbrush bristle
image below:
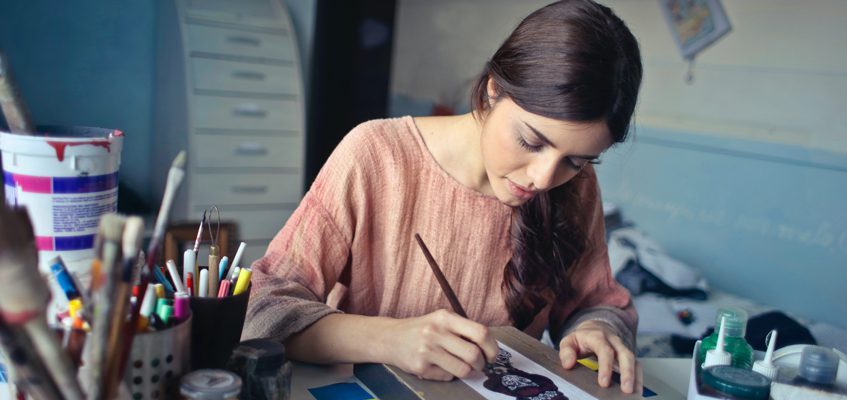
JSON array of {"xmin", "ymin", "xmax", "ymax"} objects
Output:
[
  {"xmin": 122, "ymin": 216, "xmax": 144, "ymax": 258},
  {"xmin": 99, "ymin": 214, "xmax": 127, "ymax": 244},
  {"xmin": 171, "ymin": 150, "xmax": 186, "ymax": 170}
]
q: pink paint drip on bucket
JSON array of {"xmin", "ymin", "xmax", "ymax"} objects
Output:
[{"xmin": 0, "ymin": 126, "xmax": 123, "ymax": 273}]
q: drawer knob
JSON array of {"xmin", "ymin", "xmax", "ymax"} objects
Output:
[
  {"xmin": 235, "ymin": 142, "xmax": 268, "ymax": 156},
  {"xmin": 231, "ymin": 185, "xmax": 269, "ymax": 194},
  {"xmin": 231, "ymin": 70, "xmax": 266, "ymax": 81},
  {"xmin": 226, "ymin": 35, "xmax": 261, "ymax": 47},
  {"xmin": 233, "ymin": 104, "xmax": 268, "ymax": 118}
]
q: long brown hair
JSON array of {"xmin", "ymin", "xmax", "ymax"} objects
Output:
[{"xmin": 471, "ymin": 0, "xmax": 642, "ymax": 329}]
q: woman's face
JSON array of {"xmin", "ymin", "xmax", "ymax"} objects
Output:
[{"xmin": 480, "ymin": 96, "xmax": 613, "ymax": 207}]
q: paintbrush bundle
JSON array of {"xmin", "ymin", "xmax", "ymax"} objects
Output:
[{"xmin": 0, "ymin": 205, "xmax": 84, "ymax": 399}]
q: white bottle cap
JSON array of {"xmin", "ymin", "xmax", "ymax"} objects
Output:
[
  {"xmin": 753, "ymin": 330, "xmax": 779, "ymax": 380},
  {"xmin": 704, "ymin": 316, "xmax": 732, "ymax": 368}
]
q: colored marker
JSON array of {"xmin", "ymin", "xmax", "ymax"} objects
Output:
[
  {"xmin": 152, "ymin": 265, "xmax": 174, "ymax": 293},
  {"xmin": 174, "ymin": 292, "xmax": 189, "ymax": 322},
  {"xmin": 138, "ymin": 285, "xmax": 157, "ymax": 331},
  {"xmin": 183, "ymin": 249, "xmax": 195, "ymax": 293},
  {"xmin": 186, "ymin": 272, "xmax": 194, "ymax": 297},
  {"xmin": 217, "ymin": 280, "xmax": 231, "ymax": 298},
  {"xmin": 154, "ymin": 283, "xmax": 165, "ymax": 300},
  {"xmin": 233, "ymin": 268, "xmax": 252, "ymax": 296},
  {"xmin": 218, "ymin": 256, "xmax": 229, "ymax": 281},
  {"xmin": 229, "ymin": 242, "xmax": 247, "ymax": 278},
  {"xmin": 166, "ymin": 259, "xmax": 187, "ymax": 294},
  {"xmin": 198, "ymin": 269, "xmax": 208, "ymax": 298}
]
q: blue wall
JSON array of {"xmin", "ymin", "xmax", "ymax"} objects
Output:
[
  {"xmin": 0, "ymin": 0, "xmax": 156, "ymax": 204},
  {"xmin": 597, "ymin": 125, "xmax": 847, "ymax": 329},
  {"xmin": 0, "ymin": 0, "xmax": 315, "ymax": 208}
]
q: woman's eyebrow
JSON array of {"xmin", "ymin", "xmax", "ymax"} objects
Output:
[{"xmin": 522, "ymin": 121, "xmax": 555, "ymax": 148}]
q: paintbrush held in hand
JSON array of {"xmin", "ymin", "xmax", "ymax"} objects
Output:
[
  {"xmin": 414, "ymin": 233, "xmax": 496, "ymax": 374},
  {"xmin": 0, "ymin": 205, "xmax": 85, "ymax": 399}
]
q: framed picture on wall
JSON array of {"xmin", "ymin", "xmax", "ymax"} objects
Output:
[{"xmin": 659, "ymin": 0, "xmax": 731, "ymax": 60}]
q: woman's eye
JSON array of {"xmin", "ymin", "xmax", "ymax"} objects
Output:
[
  {"xmin": 566, "ymin": 157, "xmax": 586, "ymax": 170},
  {"xmin": 517, "ymin": 136, "xmax": 543, "ymax": 152},
  {"xmin": 566, "ymin": 157, "xmax": 601, "ymax": 170}
]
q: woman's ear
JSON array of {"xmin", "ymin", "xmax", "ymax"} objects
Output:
[{"xmin": 486, "ymin": 75, "xmax": 499, "ymax": 105}]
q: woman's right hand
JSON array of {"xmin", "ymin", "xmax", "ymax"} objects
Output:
[{"xmin": 381, "ymin": 309, "xmax": 499, "ymax": 381}]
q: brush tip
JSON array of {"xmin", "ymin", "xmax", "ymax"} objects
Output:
[
  {"xmin": 122, "ymin": 216, "xmax": 145, "ymax": 255},
  {"xmin": 99, "ymin": 213, "xmax": 127, "ymax": 243},
  {"xmin": 171, "ymin": 150, "xmax": 187, "ymax": 170}
]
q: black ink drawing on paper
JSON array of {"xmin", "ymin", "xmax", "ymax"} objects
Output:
[{"xmin": 482, "ymin": 349, "xmax": 568, "ymax": 400}]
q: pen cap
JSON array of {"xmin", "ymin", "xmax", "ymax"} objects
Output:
[{"xmin": 799, "ymin": 345, "xmax": 839, "ymax": 385}]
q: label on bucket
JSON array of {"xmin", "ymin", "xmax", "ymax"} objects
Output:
[{"xmin": 4, "ymin": 171, "xmax": 118, "ymax": 251}]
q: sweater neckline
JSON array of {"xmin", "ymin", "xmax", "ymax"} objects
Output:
[{"xmin": 404, "ymin": 115, "xmax": 508, "ymax": 205}]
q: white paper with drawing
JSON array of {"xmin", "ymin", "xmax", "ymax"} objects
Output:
[{"xmin": 461, "ymin": 342, "xmax": 597, "ymax": 400}]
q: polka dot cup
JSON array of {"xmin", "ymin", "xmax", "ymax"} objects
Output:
[{"xmin": 124, "ymin": 315, "xmax": 191, "ymax": 400}]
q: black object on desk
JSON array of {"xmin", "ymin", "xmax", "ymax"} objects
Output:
[{"xmin": 226, "ymin": 339, "xmax": 292, "ymax": 400}]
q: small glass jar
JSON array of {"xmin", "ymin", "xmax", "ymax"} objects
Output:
[
  {"xmin": 226, "ymin": 339, "xmax": 292, "ymax": 400},
  {"xmin": 180, "ymin": 369, "xmax": 242, "ymax": 399}
]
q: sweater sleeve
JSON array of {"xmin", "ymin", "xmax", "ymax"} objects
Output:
[
  {"xmin": 550, "ymin": 166, "xmax": 638, "ymax": 351},
  {"xmin": 241, "ymin": 125, "xmax": 371, "ymax": 342}
]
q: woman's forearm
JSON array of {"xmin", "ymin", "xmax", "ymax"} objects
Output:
[{"xmin": 283, "ymin": 313, "xmax": 398, "ymax": 364}]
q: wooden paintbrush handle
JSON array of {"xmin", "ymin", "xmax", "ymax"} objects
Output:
[
  {"xmin": 0, "ymin": 51, "xmax": 34, "ymax": 134},
  {"xmin": 414, "ymin": 233, "xmax": 468, "ymax": 318}
]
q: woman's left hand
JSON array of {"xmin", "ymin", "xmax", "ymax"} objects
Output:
[{"xmin": 558, "ymin": 320, "xmax": 642, "ymax": 394}]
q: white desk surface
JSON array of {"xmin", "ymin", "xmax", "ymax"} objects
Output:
[
  {"xmin": 291, "ymin": 357, "xmax": 692, "ymax": 400},
  {"xmin": 0, "ymin": 357, "xmax": 692, "ymax": 400}
]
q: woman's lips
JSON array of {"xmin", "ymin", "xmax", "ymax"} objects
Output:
[{"xmin": 507, "ymin": 180, "xmax": 536, "ymax": 200}]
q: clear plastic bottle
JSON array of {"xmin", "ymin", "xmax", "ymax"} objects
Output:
[{"xmin": 699, "ymin": 307, "xmax": 754, "ymax": 369}]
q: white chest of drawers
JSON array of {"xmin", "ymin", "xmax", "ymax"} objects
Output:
[{"xmin": 154, "ymin": 0, "xmax": 304, "ymax": 266}]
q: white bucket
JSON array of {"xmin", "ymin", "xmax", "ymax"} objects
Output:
[{"xmin": 1, "ymin": 126, "xmax": 124, "ymax": 273}]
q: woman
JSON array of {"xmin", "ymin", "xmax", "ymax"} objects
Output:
[{"xmin": 243, "ymin": 0, "xmax": 643, "ymax": 394}]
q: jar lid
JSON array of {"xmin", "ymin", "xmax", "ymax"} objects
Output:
[
  {"xmin": 180, "ymin": 369, "xmax": 242, "ymax": 399},
  {"xmin": 230, "ymin": 339, "xmax": 286, "ymax": 372},
  {"xmin": 702, "ymin": 365, "xmax": 770, "ymax": 399},
  {"xmin": 799, "ymin": 345, "xmax": 839, "ymax": 385}
]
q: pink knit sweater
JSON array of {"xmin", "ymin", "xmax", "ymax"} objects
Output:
[{"xmin": 242, "ymin": 116, "xmax": 637, "ymax": 348}]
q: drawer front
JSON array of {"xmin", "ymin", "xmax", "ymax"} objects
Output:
[
  {"xmin": 189, "ymin": 206, "xmax": 294, "ymax": 241},
  {"xmin": 192, "ymin": 96, "xmax": 302, "ymax": 131},
  {"xmin": 183, "ymin": 0, "xmax": 289, "ymax": 30},
  {"xmin": 191, "ymin": 58, "xmax": 299, "ymax": 95},
  {"xmin": 191, "ymin": 134, "xmax": 303, "ymax": 169},
  {"xmin": 187, "ymin": 24, "xmax": 293, "ymax": 60},
  {"xmin": 190, "ymin": 172, "xmax": 302, "ymax": 206}
]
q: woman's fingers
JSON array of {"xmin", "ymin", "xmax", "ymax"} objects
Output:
[
  {"xmin": 558, "ymin": 321, "xmax": 640, "ymax": 393},
  {"xmin": 634, "ymin": 361, "xmax": 644, "ymax": 395},
  {"xmin": 558, "ymin": 335, "xmax": 580, "ymax": 369},
  {"xmin": 608, "ymin": 335, "xmax": 636, "ymax": 393},
  {"xmin": 437, "ymin": 310, "xmax": 499, "ymax": 363},
  {"xmin": 438, "ymin": 329, "xmax": 487, "ymax": 372},
  {"xmin": 401, "ymin": 309, "xmax": 496, "ymax": 380}
]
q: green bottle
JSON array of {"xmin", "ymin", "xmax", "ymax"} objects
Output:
[{"xmin": 699, "ymin": 307, "xmax": 754, "ymax": 369}]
